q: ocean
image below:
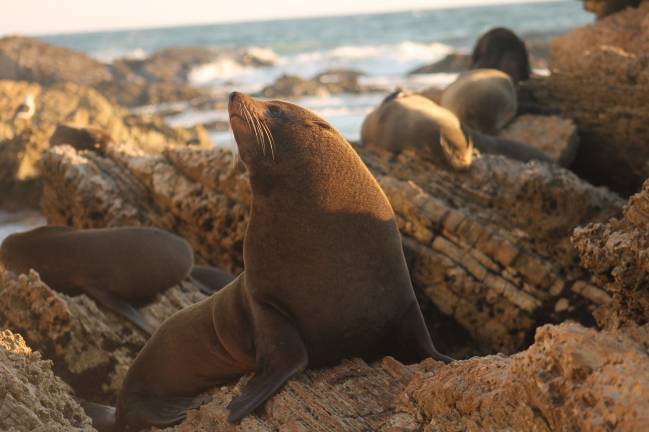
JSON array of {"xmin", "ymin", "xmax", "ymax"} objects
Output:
[{"xmin": 39, "ymin": 0, "xmax": 591, "ymax": 145}]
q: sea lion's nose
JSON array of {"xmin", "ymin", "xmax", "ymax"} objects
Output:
[{"xmin": 229, "ymin": 92, "xmax": 241, "ymax": 104}]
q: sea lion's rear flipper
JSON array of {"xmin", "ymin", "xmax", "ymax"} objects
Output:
[
  {"xmin": 439, "ymin": 124, "xmax": 473, "ymax": 170},
  {"xmin": 126, "ymin": 393, "xmax": 212, "ymax": 428},
  {"xmin": 79, "ymin": 401, "xmax": 117, "ymax": 432},
  {"xmin": 394, "ymin": 302, "xmax": 454, "ymax": 364},
  {"xmin": 227, "ymin": 303, "xmax": 308, "ymax": 422},
  {"xmin": 84, "ymin": 284, "xmax": 155, "ymax": 335}
]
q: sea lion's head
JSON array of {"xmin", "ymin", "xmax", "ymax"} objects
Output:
[{"xmin": 228, "ymin": 92, "xmax": 345, "ymax": 193}]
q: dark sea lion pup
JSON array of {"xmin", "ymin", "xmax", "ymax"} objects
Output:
[
  {"xmin": 471, "ymin": 27, "xmax": 531, "ymax": 83},
  {"xmin": 0, "ymin": 226, "xmax": 194, "ymax": 334},
  {"xmin": 90, "ymin": 92, "xmax": 452, "ymax": 431}
]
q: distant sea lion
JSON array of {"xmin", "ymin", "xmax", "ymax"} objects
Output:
[
  {"xmin": 189, "ymin": 264, "xmax": 235, "ymax": 294},
  {"xmin": 93, "ymin": 92, "xmax": 451, "ymax": 431},
  {"xmin": 49, "ymin": 124, "xmax": 114, "ymax": 152},
  {"xmin": 440, "ymin": 69, "xmax": 517, "ymax": 134},
  {"xmin": 0, "ymin": 226, "xmax": 194, "ymax": 334},
  {"xmin": 591, "ymin": 0, "xmax": 641, "ymax": 18},
  {"xmin": 471, "ymin": 27, "xmax": 531, "ymax": 83},
  {"xmin": 362, "ymin": 90, "xmax": 551, "ymax": 165}
]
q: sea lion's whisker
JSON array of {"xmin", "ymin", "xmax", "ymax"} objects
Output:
[
  {"xmin": 260, "ymin": 119, "xmax": 276, "ymax": 160},
  {"xmin": 242, "ymin": 106, "xmax": 263, "ymax": 155}
]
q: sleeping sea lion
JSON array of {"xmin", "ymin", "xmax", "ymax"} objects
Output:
[
  {"xmin": 90, "ymin": 92, "xmax": 452, "ymax": 431},
  {"xmin": 0, "ymin": 226, "xmax": 194, "ymax": 334},
  {"xmin": 362, "ymin": 90, "xmax": 551, "ymax": 165}
]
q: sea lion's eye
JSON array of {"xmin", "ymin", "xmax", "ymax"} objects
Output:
[
  {"xmin": 312, "ymin": 120, "xmax": 332, "ymax": 130},
  {"xmin": 268, "ymin": 105, "xmax": 282, "ymax": 118}
]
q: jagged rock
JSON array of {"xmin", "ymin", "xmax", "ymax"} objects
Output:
[
  {"xmin": 0, "ymin": 36, "xmax": 111, "ymax": 86},
  {"xmin": 0, "ymin": 80, "xmax": 211, "ymax": 209},
  {"xmin": 519, "ymin": 3, "xmax": 649, "ymax": 195},
  {"xmin": 0, "ymin": 328, "xmax": 93, "ymax": 431},
  {"xmin": 401, "ymin": 322, "xmax": 649, "ymax": 431},
  {"xmin": 260, "ymin": 74, "xmax": 331, "ymax": 98},
  {"xmin": 572, "ymin": 177, "xmax": 649, "ymax": 328},
  {"xmin": 0, "ymin": 267, "xmax": 208, "ymax": 402},
  {"xmin": 161, "ymin": 322, "xmax": 649, "ymax": 431},
  {"xmin": 582, "ymin": 0, "xmax": 643, "ymax": 18},
  {"xmin": 39, "ymin": 143, "xmax": 622, "ymax": 354},
  {"xmin": 498, "ymin": 114, "xmax": 579, "ymax": 166}
]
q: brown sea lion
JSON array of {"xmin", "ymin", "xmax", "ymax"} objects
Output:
[
  {"xmin": 95, "ymin": 92, "xmax": 451, "ymax": 431},
  {"xmin": 189, "ymin": 264, "xmax": 235, "ymax": 294},
  {"xmin": 0, "ymin": 226, "xmax": 194, "ymax": 334},
  {"xmin": 440, "ymin": 69, "xmax": 517, "ymax": 134},
  {"xmin": 470, "ymin": 27, "xmax": 531, "ymax": 83},
  {"xmin": 362, "ymin": 90, "xmax": 552, "ymax": 165}
]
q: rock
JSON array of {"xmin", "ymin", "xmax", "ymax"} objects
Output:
[
  {"xmin": 401, "ymin": 322, "xmax": 649, "ymax": 431},
  {"xmin": 0, "ymin": 267, "xmax": 208, "ymax": 402},
  {"xmin": 409, "ymin": 53, "xmax": 470, "ymax": 75},
  {"xmin": 519, "ymin": 2, "xmax": 649, "ymax": 195},
  {"xmin": 0, "ymin": 36, "xmax": 111, "ymax": 86},
  {"xmin": 0, "ymin": 80, "xmax": 211, "ymax": 209},
  {"xmin": 0, "ymin": 328, "xmax": 93, "ymax": 431},
  {"xmin": 582, "ymin": 0, "xmax": 643, "ymax": 18},
  {"xmin": 498, "ymin": 114, "xmax": 580, "ymax": 166},
  {"xmin": 113, "ymin": 46, "xmax": 275, "ymax": 86},
  {"xmin": 161, "ymin": 322, "xmax": 649, "ymax": 431},
  {"xmin": 260, "ymin": 74, "xmax": 331, "ymax": 98},
  {"xmin": 260, "ymin": 70, "xmax": 372, "ymax": 98},
  {"xmin": 94, "ymin": 80, "xmax": 205, "ymax": 108},
  {"xmin": 572, "ymin": 177, "xmax": 649, "ymax": 328},
  {"xmin": 39, "ymin": 143, "xmax": 623, "ymax": 354}
]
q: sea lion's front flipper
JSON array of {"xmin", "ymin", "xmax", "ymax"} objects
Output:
[
  {"xmin": 227, "ymin": 303, "xmax": 308, "ymax": 422},
  {"xmin": 84, "ymin": 284, "xmax": 155, "ymax": 335},
  {"xmin": 394, "ymin": 302, "xmax": 454, "ymax": 364},
  {"xmin": 79, "ymin": 401, "xmax": 117, "ymax": 432},
  {"xmin": 189, "ymin": 265, "xmax": 236, "ymax": 295}
]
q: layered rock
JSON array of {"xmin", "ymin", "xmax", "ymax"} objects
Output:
[
  {"xmin": 165, "ymin": 322, "xmax": 649, "ymax": 431},
  {"xmin": 573, "ymin": 177, "xmax": 649, "ymax": 328},
  {"xmin": 0, "ymin": 328, "xmax": 93, "ymax": 431},
  {"xmin": 0, "ymin": 268, "xmax": 207, "ymax": 402},
  {"xmin": 259, "ymin": 70, "xmax": 371, "ymax": 98},
  {"xmin": 39, "ymin": 142, "xmax": 622, "ymax": 354},
  {"xmin": 519, "ymin": 2, "xmax": 649, "ymax": 195}
]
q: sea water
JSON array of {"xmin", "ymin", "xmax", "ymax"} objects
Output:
[{"xmin": 39, "ymin": 0, "xmax": 592, "ymax": 143}]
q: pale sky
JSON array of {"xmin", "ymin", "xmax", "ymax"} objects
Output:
[{"xmin": 1, "ymin": 0, "xmax": 562, "ymax": 36}]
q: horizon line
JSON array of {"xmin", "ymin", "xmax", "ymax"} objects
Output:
[{"xmin": 6, "ymin": 0, "xmax": 569, "ymax": 38}]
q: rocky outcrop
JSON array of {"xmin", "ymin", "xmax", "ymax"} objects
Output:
[
  {"xmin": 0, "ymin": 328, "xmax": 93, "ymax": 431},
  {"xmin": 498, "ymin": 114, "xmax": 579, "ymax": 166},
  {"xmin": 573, "ymin": 177, "xmax": 649, "ymax": 328},
  {"xmin": 582, "ymin": 0, "xmax": 643, "ymax": 18},
  {"xmin": 0, "ymin": 80, "xmax": 211, "ymax": 209},
  {"xmin": 39, "ymin": 142, "xmax": 622, "ymax": 354},
  {"xmin": 0, "ymin": 267, "xmax": 208, "ymax": 402},
  {"xmin": 259, "ymin": 70, "xmax": 371, "ymax": 98},
  {"xmin": 0, "ymin": 36, "xmax": 111, "ymax": 86},
  {"xmin": 165, "ymin": 322, "xmax": 649, "ymax": 431},
  {"xmin": 519, "ymin": 2, "xmax": 649, "ymax": 195},
  {"xmin": 94, "ymin": 80, "xmax": 204, "ymax": 108}
]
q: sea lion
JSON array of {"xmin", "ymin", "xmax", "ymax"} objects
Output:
[
  {"xmin": 189, "ymin": 264, "xmax": 235, "ymax": 294},
  {"xmin": 362, "ymin": 90, "xmax": 552, "ymax": 165},
  {"xmin": 470, "ymin": 27, "xmax": 531, "ymax": 83},
  {"xmin": 49, "ymin": 123, "xmax": 114, "ymax": 152},
  {"xmin": 96, "ymin": 92, "xmax": 451, "ymax": 431},
  {"xmin": 589, "ymin": 0, "xmax": 641, "ymax": 18},
  {"xmin": 362, "ymin": 89, "xmax": 474, "ymax": 170},
  {"xmin": 440, "ymin": 69, "xmax": 517, "ymax": 134},
  {"xmin": 0, "ymin": 226, "xmax": 194, "ymax": 334}
]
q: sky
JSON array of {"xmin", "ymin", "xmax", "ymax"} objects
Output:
[{"xmin": 1, "ymin": 0, "xmax": 563, "ymax": 36}]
